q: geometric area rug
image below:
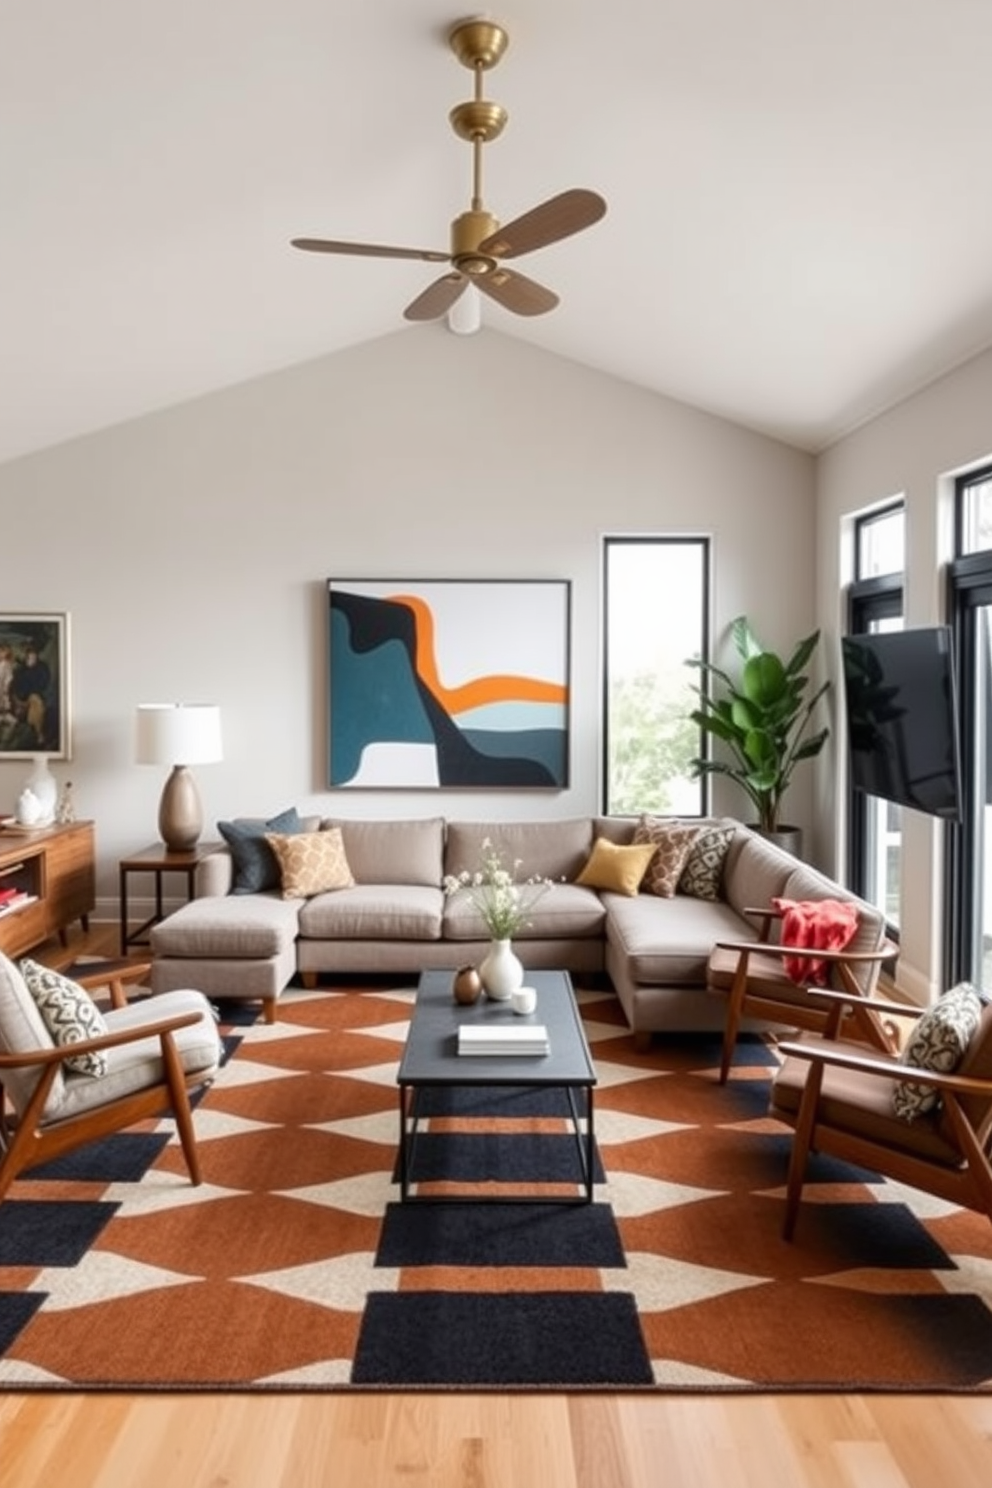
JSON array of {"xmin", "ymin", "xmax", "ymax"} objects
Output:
[{"xmin": 2, "ymin": 982, "xmax": 992, "ymax": 1392}]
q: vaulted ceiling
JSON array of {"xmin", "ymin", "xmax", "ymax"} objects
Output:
[{"xmin": 4, "ymin": 1, "xmax": 992, "ymax": 466}]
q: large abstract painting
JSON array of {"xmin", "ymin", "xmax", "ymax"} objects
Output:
[{"xmin": 328, "ymin": 580, "xmax": 570, "ymax": 788}]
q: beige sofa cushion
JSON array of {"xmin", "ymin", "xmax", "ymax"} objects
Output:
[
  {"xmin": 151, "ymin": 894, "xmax": 301, "ymax": 958},
  {"xmin": 444, "ymin": 819, "xmax": 593, "ymax": 884},
  {"xmin": 322, "ymin": 817, "xmax": 445, "ymax": 886},
  {"xmin": 606, "ymin": 893, "xmax": 751, "ymax": 986},
  {"xmin": 443, "ymin": 883, "xmax": 605, "ymax": 942},
  {"xmin": 298, "ymin": 885, "xmax": 443, "ymax": 941}
]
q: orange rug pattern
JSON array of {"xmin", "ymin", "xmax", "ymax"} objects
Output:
[{"xmin": 2, "ymin": 983, "xmax": 992, "ymax": 1390}]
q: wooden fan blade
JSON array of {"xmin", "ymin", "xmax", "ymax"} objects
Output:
[
  {"xmin": 403, "ymin": 273, "xmax": 469, "ymax": 322},
  {"xmin": 476, "ymin": 267, "xmax": 559, "ymax": 317},
  {"xmin": 477, "ymin": 189, "xmax": 607, "ymax": 260},
  {"xmin": 291, "ymin": 237, "xmax": 450, "ymax": 263}
]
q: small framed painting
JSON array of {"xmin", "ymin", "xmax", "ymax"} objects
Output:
[
  {"xmin": 327, "ymin": 579, "xmax": 570, "ymax": 789},
  {"xmin": 0, "ymin": 612, "xmax": 72, "ymax": 759}
]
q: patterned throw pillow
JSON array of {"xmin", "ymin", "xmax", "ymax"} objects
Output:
[
  {"xmin": 218, "ymin": 807, "xmax": 303, "ymax": 893},
  {"xmin": 19, "ymin": 958, "xmax": 109, "ymax": 1078},
  {"xmin": 575, "ymin": 838, "xmax": 657, "ymax": 896},
  {"xmin": 632, "ymin": 817, "xmax": 701, "ymax": 899},
  {"xmin": 265, "ymin": 828, "xmax": 355, "ymax": 898},
  {"xmin": 892, "ymin": 982, "xmax": 984, "ymax": 1122},
  {"xmin": 678, "ymin": 824, "xmax": 735, "ymax": 901}
]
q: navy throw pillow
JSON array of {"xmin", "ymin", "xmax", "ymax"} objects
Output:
[{"xmin": 218, "ymin": 807, "xmax": 302, "ymax": 893}]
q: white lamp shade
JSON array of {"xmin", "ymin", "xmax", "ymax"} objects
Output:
[{"xmin": 136, "ymin": 704, "xmax": 223, "ymax": 766}]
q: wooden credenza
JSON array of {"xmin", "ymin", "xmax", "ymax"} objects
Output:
[{"xmin": 0, "ymin": 821, "xmax": 95, "ymax": 959}]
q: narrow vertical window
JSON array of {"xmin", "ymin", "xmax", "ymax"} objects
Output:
[{"xmin": 603, "ymin": 537, "xmax": 708, "ymax": 816}]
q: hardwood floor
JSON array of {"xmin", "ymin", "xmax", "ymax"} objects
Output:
[{"xmin": 2, "ymin": 926, "xmax": 991, "ymax": 1488}]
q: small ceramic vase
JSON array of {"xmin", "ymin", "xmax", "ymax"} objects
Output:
[
  {"xmin": 478, "ymin": 939, "xmax": 524, "ymax": 1001},
  {"xmin": 452, "ymin": 965, "xmax": 482, "ymax": 1005}
]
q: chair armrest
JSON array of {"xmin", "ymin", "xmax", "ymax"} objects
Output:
[
  {"xmin": 776, "ymin": 1037, "xmax": 992, "ymax": 1099},
  {"xmin": 714, "ymin": 937, "xmax": 898, "ymax": 967},
  {"xmin": 73, "ymin": 960, "xmax": 153, "ymax": 1009},
  {"xmin": 786, "ymin": 985, "xmax": 922, "ymax": 1021},
  {"xmin": 0, "ymin": 1008, "xmax": 206, "ymax": 1069}
]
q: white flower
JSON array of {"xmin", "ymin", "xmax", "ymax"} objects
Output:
[{"xmin": 442, "ymin": 836, "xmax": 554, "ymax": 940}]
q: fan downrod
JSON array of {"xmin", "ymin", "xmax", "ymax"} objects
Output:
[{"xmin": 448, "ymin": 19, "xmax": 509, "ymax": 144}]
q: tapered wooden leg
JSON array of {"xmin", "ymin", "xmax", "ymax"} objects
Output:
[
  {"xmin": 160, "ymin": 1032, "xmax": 203, "ymax": 1186},
  {"xmin": 782, "ymin": 1060, "xmax": 824, "ymax": 1240}
]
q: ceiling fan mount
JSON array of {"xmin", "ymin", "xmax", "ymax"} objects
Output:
[{"xmin": 290, "ymin": 17, "xmax": 606, "ymax": 324}]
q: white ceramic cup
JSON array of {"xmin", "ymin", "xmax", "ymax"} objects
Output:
[{"xmin": 511, "ymin": 985, "xmax": 537, "ymax": 1016}]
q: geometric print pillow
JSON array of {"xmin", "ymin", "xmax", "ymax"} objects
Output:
[
  {"xmin": 892, "ymin": 982, "xmax": 984, "ymax": 1122},
  {"xmin": 678, "ymin": 823, "xmax": 735, "ymax": 901},
  {"xmin": 631, "ymin": 817, "xmax": 701, "ymax": 898},
  {"xmin": 18, "ymin": 957, "xmax": 109, "ymax": 1078},
  {"xmin": 264, "ymin": 828, "xmax": 355, "ymax": 899}
]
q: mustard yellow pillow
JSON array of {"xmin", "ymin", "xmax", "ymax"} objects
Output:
[
  {"xmin": 575, "ymin": 838, "xmax": 657, "ymax": 896},
  {"xmin": 265, "ymin": 828, "xmax": 354, "ymax": 898}
]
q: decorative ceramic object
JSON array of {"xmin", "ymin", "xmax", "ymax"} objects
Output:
[
  {"xmin": 15, "ymin": 788, "xmax": 42, "ymax": 826},
  {"xmin": 55, "ymin": 781, "xmax": 76, "ymax": 824},
  {"xmin": 24, "ymin": 756, "xmax": 57, "ymax": 825},
  {"xmin": 478, "ymin": 938, "xmax": 524, "ymax": 1001},
  {"xmin": 511, "ymin": 985, "xmax": 537, "ymax": 1016},
  {"xmin": 452, "ymin": 965, "xmax": 482, "ymax": 1005}
]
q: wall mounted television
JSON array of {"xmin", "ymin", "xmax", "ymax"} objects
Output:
[{"xmin": 840, "ymin": 626, "xmax": 963, "ymax": 821}]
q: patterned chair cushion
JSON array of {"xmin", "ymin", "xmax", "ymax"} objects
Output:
[
  {"xmin": 18, "ymin": 958, "xmax": 109, "ymax": 1078},
  {"xmin": 265, "ymin": 827, "xmax": 355, "ymax": 898},
  {"xmin": 892, "ymin": 982, "xmax": 984, "ymax": 1121}
]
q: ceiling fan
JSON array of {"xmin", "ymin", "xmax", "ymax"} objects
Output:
[{"xmin": 291, "ymin": 18, "xmax": 607, "ymax": 323}]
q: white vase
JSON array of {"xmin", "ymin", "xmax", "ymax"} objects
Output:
[
  {"xmin": 24, "ymin": 755, "xmax": 57, "ymax": 825},
  {"xmin": 479, "ymin": 938, "xmax": 524, "ymax": 1001}
]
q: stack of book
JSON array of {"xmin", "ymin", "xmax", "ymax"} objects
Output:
[
  {"xmin": 457, "ymin": 1023, "xmax": 550, "ymax": 1057},
  {"xmin": 0, "ymin": 885, "xmax": 35, "ymax": 915}
]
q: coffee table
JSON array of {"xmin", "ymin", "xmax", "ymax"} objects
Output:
[{"xmin": 397, "ymin": 968, "xmax": 597, "ymax": 1203}]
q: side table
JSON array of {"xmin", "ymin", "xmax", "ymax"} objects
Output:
[{"xmin": 118, "ymin": 841, "xmax": 221, "ymax": 955}]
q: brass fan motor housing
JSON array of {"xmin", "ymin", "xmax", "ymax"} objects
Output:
[{"xmin": 450, "ymin": 209, "xmax": 501, "ymax": 275}]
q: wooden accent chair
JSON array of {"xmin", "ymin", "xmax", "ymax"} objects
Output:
[
  {"xmin": 707, "ymin": 902, "xmax": 900, "ymax": 1083},
  {"xmin": 0, "ymin": 954, "xmax": 222, "ymax": 1204},
  {"xmin": 769, "ymin": 987, "xmax": 992, "ymax": 1238}
]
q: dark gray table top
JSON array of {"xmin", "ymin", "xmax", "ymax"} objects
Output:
[{"xmin": 398, "ymin": 968, "xmax": 596, "ymax": 1087}]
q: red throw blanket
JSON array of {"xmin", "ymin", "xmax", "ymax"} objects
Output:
[{"xmin": 770, "ymin": 897, "xmax": 860, "ymax": 985}]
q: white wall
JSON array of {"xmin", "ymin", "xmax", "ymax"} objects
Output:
[
  {"xmin": 0, "ymin": 328, "xmax": 815, "ymax": 918},
  {"xmin": 815, "ymin": 344, "xmax": 992, "ymax": 1003}
]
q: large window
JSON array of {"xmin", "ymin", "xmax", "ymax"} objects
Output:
[
  {"xmin": 847, "ymin": 503, "xmax": 904, "ymax": 928},
  {"xmin": 602, "ymin": 536, "xmax": 708, "ymax": 816},
  {"xmin": 949, "ymin": 464, "xmax": 992, "ymax": 990}
]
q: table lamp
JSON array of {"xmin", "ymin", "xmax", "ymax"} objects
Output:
[{"xmin": 136, "ymin": 703, "xmax": 223, "ymax": 852}]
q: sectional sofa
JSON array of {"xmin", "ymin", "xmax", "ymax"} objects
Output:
[{"xmin": 148, "ymin": 813, "xmax": 886, "ymax": 1035}]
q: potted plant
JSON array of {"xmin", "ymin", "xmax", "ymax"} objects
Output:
[{"xmin": 685, "ymin": 615, "xmax": 831, "ymax": 847}]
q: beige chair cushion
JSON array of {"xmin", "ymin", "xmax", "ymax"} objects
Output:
[
  {"xmin": 53, "ymin": 990, "xmax": 222, "ymax": 1120},
  {"xmin": 0, "ymin": 951, "xmax": 65, "ymax": 1113}
]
